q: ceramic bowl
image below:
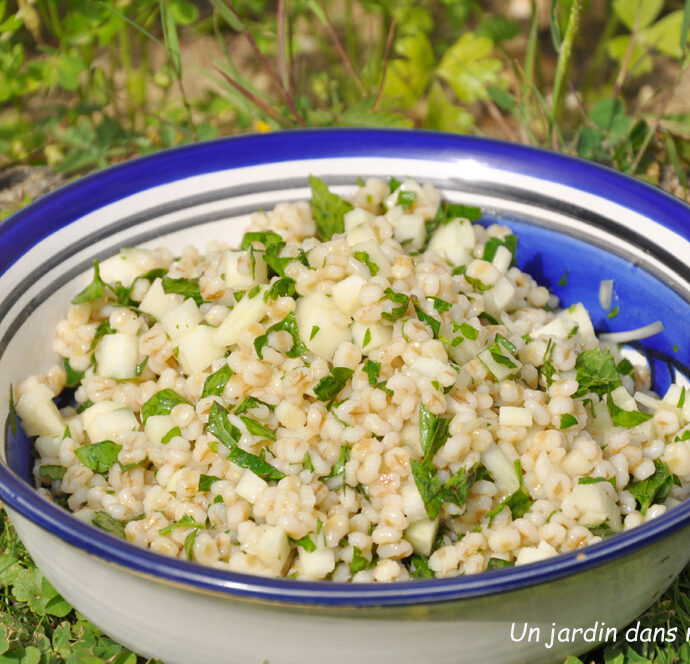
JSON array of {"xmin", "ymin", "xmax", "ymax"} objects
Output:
[{"xmin": 1, "ymin": 130, "xmax": 689, "ymax": 664}]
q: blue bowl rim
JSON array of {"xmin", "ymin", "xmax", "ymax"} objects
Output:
[{"xmin": 1, "ymin": 128, "xmax": 690, "ymax": 607}]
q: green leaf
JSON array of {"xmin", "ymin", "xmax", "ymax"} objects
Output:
[
  {"xmin": 169, "ymin": 0, "xmax": 199, "ymax": 25},
  {"xmin": 483, "ymin": 234, "xmax": 518, "ymax": 264},
  {"xmin": 161, "ymin": 276, "xmax": 204, "ymax": 305},
  {"xmin": 159, "ymin": 514, "xmax": 202, "ymax": 535},
  {"xmin": 39, "ymin": 464, "xmax": 67, "ymax": 481},
  {"xmin": 425, "ymin": 201, "xmax": 481, "ymax": 247},
  {"xmin": 314, "ymin": 367, "xmax": 354, "ymax": 405},
  {"xmin": 383, "ymin": 32, "xmax": 435, "ymax": 108},
  {"xmin": 199, "ymin": 474, "xmax": 222, "ymax": 491},
  {"xmin": 75, "ymin": 441, "xmax": 121, "ymax": 474},
  {"xmin": 407, "ymin": 553, "xmax": 434, "ymax": 578},
  {"xmin": 613, "ymin": 0, "xmax": 663, "ymax": 32},
  {"xmin": 228, "ymin": 446, "xmax": 285, "ymax": 481},
  {"xmin": 161, "ymin": 426, "xmax": 181, "ymax": 444},
  {"xmin": 425, "ymin": 81, "xmax": 476, "ymax": 133},
  {"xmin": 234, "ymin": 395, "xmax": 276, "ymax": 415},
  {"xmin": 576, "ymin": 125, "xmax": 609, "ymax": 162},
  {"xmin": 574, "ymin": 348, "xmax": 622, "ymax": 398},
  {"xmin": 460, "ymin": 322, "xmax": 478, "ymax": 340},
  {"xmin": 559, "ymin": 413, "xmax": 578, "ymax": 429},
  {"xmin": 201, "ymin": 364, "xmax": 234, "ymax": 398},
  {"xmin": 240, "ymin": 415, "xmax": 276, "ymax": 440},
  {"xmin": 92, "ymin": 511, "xmax": 127, "ymax": 538},
  {"xmin": 309, "ymin": 176, "xmax": 353, "ymax": 241},
  {"xmin": 72, "ymin": 260, "xmax": 106, "ymax": 304},
  {"xmin": 241, "ymin": 231, "xmax": 284, "ymax": 250},
  {"xmin": 627, "ymin": 460, "xmax": 676, "ymax": 515},
  {"xmin": 353, "ymin": 250, "xmax": 379, "ymax": 276},
  {"xmin": 184, "ymin": 529, "xmax": 197, "ymax": 560},
  {"xmin": 302, "ymin": 451, "xmax": 314, "ymax": 472},
  {"xmin": 397, "ymin": 190, "xmax": 416, "ymax": 211},
  {"xmin": 160, "ymin": 0, "xmax": 181, "ymax": 77},
  {"xmin": 589, "ymin": 98, "xmax": 634, "ymax": 145},
  {"xmin": 605, "ymin": 35, "xmax": 653, "ymax": 76},
  {"xmin": 381, "ymin": 288, "xmax": 410, "ymax": 322},
  {"xmin": 338, "ymin": 102, "xmax": 413, "ymax": 129},
  {"xmin": 606, "ymin": 394, "xmax": 653, "ymax": 428},
  {"xmin": 206, "ymin": 401, "xmax": 242, "ymax": 449},
  {"xmin": 265, "ymin": 277, "xmax": 296, "ymax": 301},
  {"xmin": 643, "ymin": 10, "xmax": 687, "ymax": 58},
  {"xmin": 413, "ymin": 301, "xmax": 440, "ymax": 338},
  {"xmin": 362, "ymin": 360, "xmax": 381, "ymax": 386},
  {"xmin": 487, "ymin": 557, "xmax": 514, "ymax": 569},
  {"xmin": 350, "ymin": 546, "xmax": 376, "ymax": 573},
  {"xmin": 418, "ymin": 405, "xmax": 451, "ymax": 459},
  {"xmin": 487, "ymin": 486, "xmax": 533, "ymax": 526},
  {"xmin": 208, "ymin": 0, "xmax": 244, "ymax": 30},
  {"xmin": 320, "ymin": 443, "xmax": 349, "ymax": 487},
  {"xmin": 290, "ymin": 534, "xmax": 316, "ymax": 552},
  {"xmin": 254, "ymin": 312, "xmax": 308, "ymax": 360},
  {"xmin": 140, "ymin": 388, "xmax": 189, "ymax": 423},
  {"xmin": 436, "ymin": 32, "xmax": 502, "ymax": 104}
]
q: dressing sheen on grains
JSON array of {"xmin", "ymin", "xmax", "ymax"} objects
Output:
[{"xmin": 13, "ymin": 176, "xmax": 690, "ymax": 582}]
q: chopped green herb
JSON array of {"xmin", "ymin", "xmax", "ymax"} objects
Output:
[
  {"xmin": 678, "ymin": 387, "xmax": 686, "ymax": 409},
  {"xmin": 314, "ymin": 367, "xmax": 354, "ymax": 406},
  {"xmin": 302, "ymin": 451, "xmax": 315, "ymax": 472},
  {"xmin": 92, "ymin": 511, "xmax": 127, "ymax": 538},
  {"xmin": 199, "ymin": 474, "xmax": 222, "ymax": 491},
  {"xmin": 673, "ymin": 344, "xmax": 679, "ymax": 352},
  {"xmin": 234, "ymin": 395, "xmax": 276, "ymax": 415},
  {"xmin": 8, "ymin": 384, "xmax": 16, "ymax": 435},
  {"xmin": 479, "ymin": 312, "xmax": 499, "ymax": 325},
  {"xmin": 310, "ymin": 325, "xmax": 320, "ymax": 341},
  {"xmin": 184, "ymin": 530, "xmax": 197, "ymax": 560},
  {"xmin": 413, "ymin": 301, "xmax": 440, "ymax": 338},
  {"xmin": 63, "ymin": 358, "xmax": 86, "ymax": 387},
  {"xmin": 362, "ymin": 328, "xmax": 372, "ymax": 347},
  {"xmin": 425, "ymin": 202, "xmax": 481, "ymax": 246},
  {"xmin": 674, "ymin": 430, "xmax": 690, "ymax": 442},
  {"xmin": 247, "ymin": 285, "xmax": 261, "ymax": 299},
  {"xmin": 240, "ymin": 231, "xmax": 284, "ymax": 250},
  {"xmin": 381, "ymin": 288, "xmax": 410, "ymax": 322},
  {"xmin": 91, "ymin": 319, "xmax": 116, "ymax": 349},
  {"xmin": 464, "ymin": 275, "xmax": 493, "ymax": 293},
  {"xmin": 140, "ymin": 388, "xmax": 189, "ymax": 423},
  {"xmin": 483, "ymin": 234, "xmax": 517, "ymax": 264},
  {"xmin": 607, "ymin": 306, "xmax": 619, "ymax": 319},
  {"xmin": 486, "ymin": 486, "xmax": 533, "ymax": 526},
  {"xmin": 606, "ymin": 394, "xmax": 653, "ymax": 428},
  {"xmin": 265, "ymin": 276, "xmax": 296, "ymax": 301},
  {"xmin": 201, "ymin": 364, "xmax": 234, "ymax": 398},
  {"xmin": 321, "ymin": 444, "xmax": 349, "ymax": 488},
  {"xmin": 72, "ymin": 260, "xmax": 106, "ymax": 304},
  {"xmin": 350, "ymin": 546, "xmax": 376, "ymax": 573},
  {"xmin": 418, "ymin": 405, "xmax": 451, "ymax": 459},
  {"xmin": 397, "ymin": 190, "xmax": 416, "ymax": 211},
  {"xmin": 161, "ymin": 426, "xmax": 181, "ymax": 445},
  {"xmin": 578, "ymin": 476, "xmax": 617, "ymax": 489},
  {"xmin": 616, "ymin": 359, "xmax": 634, "ymax": 377},
  {"xmin": 290, "ymin": 534, "xmax": 316, "ymax": 552},
  {"xmin": 135, "ymin": 357, "xmax": 148, "ymax": 377},
  {"xmin": 39, "ymin": 465, "xmax": 67, "ymax": 481},
  {"xmin": 407, "ymin": 554, "xmax": 434, "ymax": 579},
  {"xmin": 460, "ymin": 322, "xmax": 478, "ymax": 340},
  {"xmin": 411, "ymin": 460, "xmax": 475, "ymax": 519},
  {"xmin": 76, "ymin": 399, "xmax": 93, "ymax": 414},
  {"xmin": 240, "ymin": 415, "xmax": 276, "ymax": 441},
  {"xmin": 309, "ymin": 175, "xmax": 353, "ymax": 240},
  {"xmin": 363, "ymin": 359, "xmax": 381, "ymax": 386},
  {"xmin": 388, "ymin": 176, "xmax": 402, "ymax": 192},
  {"xmin": 487, "ymin": 557, "xmax": 514, "ymax": 570},
  {"xmin": 432, "ymin": 297, "xmax": 452, "ymax": 314},
  {"xmin": 254, "ymin": 311, "xmax": 308, "ymax": 360},
  {"xmin": 557, "ymin": 270, "xmax": 569, "ymax": 287},
  {"xmin": 542, "ymin": 339, "xmax": 556, "ymax": 388},
  {"xmin": 74, "ymin": 441, "xmax": 122, "ymax": 474},
  {"xmin": 353, "ymin": 250, "xmax": 379, "ymax": 276},
  {"xmin": 559, "ymin": 413, "xmax": 578, "ymax": 429},
  {"xmin": 159, "ymin": 514, "xmax": 203, "ymax": 536},
  {"xmin": 574, "ymin": 348, "xmax": 622, "ymax": 398},
  {"xmin": 161, "ymin": 276, "xmax": 204, "ymax": 305},
  {"xmin": 627, "ymin": 461, "xmax": 677, "ymax": 515},
  {"xmin": 452, "ymin": 265, "xmax": 467, "ymax": 276}
]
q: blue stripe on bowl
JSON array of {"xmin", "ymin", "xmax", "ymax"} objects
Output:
[{"xmin": 1, "ymin": 129, "xmax": 690, "ymax": 606}]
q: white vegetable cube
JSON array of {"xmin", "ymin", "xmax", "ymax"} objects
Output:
[
  {"xmin": 222, "ymin": 249, "xmax": 268, "ymax": 290},
  {"xmin": 393, "ymin": 213, "xmax": 425, "ymax": 250},
  {"xmin": 404, "ymin": 516, "xmax": 440, "ymax": 557},
  {"xmin": 572, "ymin": 483, "xmax": 621, "ymax": 531},
  {"xmin": 346, "ymin": 224, "xmax": 377, "ymax": 247},
  {"xmin": 499, "ymin": 406, "xmax": 533, "ymax": 427},
  {"xmin": 177, "ymin": 325, "xmax": 225, "ymax": 376},
  {"xmin": 491, "ymin": 244, "xmax": 512, "ymax": 273},
  {"xmin": 515, "ymin": 541, "xmax": 558, "ymax": 566},
  {"xmin": 235, "ymin": 469, "xmax": 268, "ymax": 504},
  {"xmin": 478, "ymin": 347, "xmax": 522, "ymax": 381},
  {"xmin": 296, "ymin": 293, "xmax": 351, "ymax": 361},
  {"xmin": 428, "ymin": 218, "xmax": 474, "ymax": 266},
  {"xmin": 161, "ymin": 298, "xmax": 202, "ymax": 340},
  {"xmin": 139, "ymin": 278, "xmax": 180, "ymax": 320},
  {"xmin": 213, "ymin": 290, "xmax": 267, "ymax": 348},
  {"xmin": 256, "ymin": 525, "xmax": 291, "ymax": 573},
  {"xmin": 331, "ymin": 274, "xmax": 366, "ymax": 316},
  {"xmin": 532, "ymin": 318, "xmax": 569, "ymax": 339},
  {"xmin": 35, "ymin": 434, "xmax": 62, "ymax": 458},
  {"xmin": 663, "ymin": 384, "xmax": 684, "ymax": 408},
  {"xmin": 351, "ymin": 321, "xmax": 392, "ymax": 354},
  {"xmin": 144, "ymin": 414, "xmax": 177, "ymax": 446},
  {"xmin": 480, "ymin": 443, "xmax": 520, "ymax": 493},
  {"xmin": 559, "ymin": 303, "xmax": 595, "ymax": 339},
  {"xmin": 99, "ymin": 248, "xmax": 153, "ymax": 287},
  {"xmin": 82, "ymin": 400, "xmax": 139, "ymax": 442},
  {"xmin": 298, "ymin": 547, "xmax": 335, "ymax": 580},
  {"xmin": 344, "ymin": 208, "xmax": 376, "ymax": 232},
  {"xmin": 610, "ymin": 385, "xmax": 637, "ymax": 411},
  {"xmin": 15, "ymin": 383, "xmax": 65, "ymax": 437},
  {"xmin": 401, "ymin": 481, "xmax": 428, "ymax": 523},
  {"xmin": 95, "ymin": 333, "xmax": 138, "ymax": 380},
  {"xmin": 483, "ymin": 275, "xmax": 515, "ymax": 316},
  {"xmin": 351, "ymin": 239, "xmax": 392, "ymax": 279}
]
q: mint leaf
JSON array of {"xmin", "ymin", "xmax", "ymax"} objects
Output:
[
  {"xmin": 362, "ymin": 359, "xmax": 381, "ymax": 386},
  {"xmin": 241, "ymin": 231, "xmax": 284, "ymax": 249},
  {"xmin": 350, "ymin": 546, "xmax": 376, "ymax": 573},
  {"xmin": 314, "ymin": 367, "xmax": 354, "ymax": 406},
  {"xmin": 265, "ymin": 276, "xmax": 296, "ymax": 300},
  {"xmin": 407, "ymin": 553, "xmax": 434, "ymax": 578},
  {"xmin": 574, "ymin": 348, "xmax": 622, "ymax": 398},
  {"xmin": 460, "ymin": 322, "xmax": 478, "ymax": 340},
  {"xmin": 487, "ymin": 486, "xmax": 533, "ymax": 526},
  {"xmin": 487, "ymin": 557, "xmax": 514, "ymax": 569},
  {"xmin": 559, "ymin": 413, "xmax": 578, "ymax": 429},
  {"xmin": 159, "ymin": 514, "xmax": 203, "ymax": 535},
  {"xmin": 234, "ymin": 395, "xmax": 276, "ymax": 415},
  {"xmin": 381, "ymin": 288, "xmax": 410, "ymax": 322},
  {"xmin": 607, "ymin": 394, "xmax": 653, "ymax": 428},
  {"xmin": 92, "ymin": 511, "xmax": 127, "ymax": 538},
  {"xmin": 161, "ymin": 426, "xmax": 181, "ymax": 444},
  {"xmin": 199, "ymin": 474, "xmax": 222, "ymax": 491},
  {"xmin": 206, "ymin": 401, "xmax": 241, "ymax": 448},
  {"xmin": 290, "ymin": 534, "xmax": 316, "ymax": 552},
  {"xmin": 397, "ymin": 190, "xmax": 416, "ymax": 211},
  {"xmin": 413, "ymin": 301, "xmax": 440, "ymax": 338},
  {"xmin": 161, "ymin": 276, "xmax": 204, "ymax": 305},
  {"xmin": 72, "ymin": 260, "xmax": 106, "ymax": 304},
  {"xmin": 74, "ymin": 441, "xmax": 121, "ymax": 474},
  {"xmin": 39, "ymin": 465, "xmax": 67, "ymax": 481},
  {"xmin": 140, "ymin": 388, "xmax": 189, "ymax": 423},
  {"xmin": 320, "ymin": 443, "xmax": 349, "ymax": 488},
  {"xmin": 63, "ymin": 358, "xmax": 86, "ymax": 387},
  {"xmin": 309, "ymin": 175, "xmax": 353, "ymax": 240},
  {"xmin": 240, "ymin": 415, "xmax": 276, "ymax": 440},
  {"xmin": 353, "ymin": 250, "xmax": 379, "ymax": 276},
  {"xmin": 627, "ymin": 460, "xmax": 676, "ymax": 515},
  {"xmin": 418, "ymin": 405, "xmax": 451, "ymax": 459},
  {"xmin": 227, "ymin": 446, "xmax": 285, "ymax": 481},
  {"xmin": 201, "ymin": 364, "xmax": 234, "ymax": 398},
  {"xmin": 254, "ymin": 312, "xmax": 308, "ymax": 360}
]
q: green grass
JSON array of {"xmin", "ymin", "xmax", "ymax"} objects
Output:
[{"xmin": 1, "ymin": 504, "xmax": 689, "ymax": 663}]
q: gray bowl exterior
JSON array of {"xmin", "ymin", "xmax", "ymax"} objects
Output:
[
  {"xmin": 8, "ymin": 506, "xmax": 690, "ymax": 664},
  {"xmin": 1, "ymin": 136, "xmax": 690, "ymax": 663}
]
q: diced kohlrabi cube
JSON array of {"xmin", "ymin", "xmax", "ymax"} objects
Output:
[
  {"xmin": 161, "ymin": 298, "xmax": 202, "ymax": 340},
  {"xmin": 491, "ymin": 245, "xmax": 512, "ymax": 273},
  {"xmin": 393, "ymin": 213, "xmax": 425, "ymax": 251},
  {"xmin": 15, "ymin": 383, "xmax": 65, "ymax": 437},
  {"xmin": 256, "ymin": 525, "xmax": 291, "ymax": 573},
  {"xmin": 478, "ymin": 347, "xmax": 522, "ymax": 381},
  {"xmin": 299, "ymin": 547, "xmax": 335, "ymax": 580},
  {"xmin": 81, "ymin": 400, "xmax": 139, "ymax": 442},
  {"xmin": 223, "ymin": 250, "xmax": 268, "ymax": 290},
  {"xmin": 139, "ymin": 278, "xmax": 180, "ymax": 320},
  {"xmin": 213, "ymin": 290, "xmax": 267, "ymax": 348},
  {"xmin": 483, "ymin": 276, "xmax": 515, "ymax": 316},
  {"xmin": 177, "ymin": 325, "xmax": 225, "ymax": 376},
  {"xmin": 344, "ymin": 208, "xmax": 376, "ymax": 233},
  {"xmin": 351, "ymin": 321, "xmax": 391, "ymax": 354},
  {"xmin": 95, "ymin": 333, "xmax": 138, "ymax": 379},
  {"xmin": 331, "ymin": 274, "xmax": 366, "ymax": 316},
  {"xmin": 480, "ymin": 443, "xmax": 520, "ymax": 493},
  {"xmin": 428, "ymin": 218, "xmax": 475, "ymax": 266},
  {"xmin": 99, "ymin": 248, "xmax": 154, "ymax": 287},
  {"xmin": 296, "ymin": 293, "xmax": 351, "ymax": 361},
  {"xmin": 572, "ymin": 483, "xmax": 621, "ymax": 531},
  {"xmin": 558, "ymin": 303, "xmax": 595, "ymax": 339},
  {"xmin": 235, "ymin": 469, "xmax": 268, "ymax": 504},
  {"xmin": 351, "ymin": 239, "xmax": 392, "ymax": 279},
  {"xmin": 404, "ymin": 516, "xmax": 440, "ymax": 557},
  {"xmin": 144, "ymin": 414, "xmax": 177, "ymax": 446},
  {"xmin": 401, "ymin": 481, "xmax": 428, "ymax": 523},
  {"xmin": 499, "ymin": 406, "xmax": 533, "ymax": 427}
]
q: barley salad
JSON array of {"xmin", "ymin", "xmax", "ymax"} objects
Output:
[{"xmin": 13, "ymin": 176, "xmax": 690, "ymax": 582}]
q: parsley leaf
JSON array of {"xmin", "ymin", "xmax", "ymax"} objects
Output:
[
  {"xmin": 574, "ymin": 348, "xmax": 621, "ymax": 398},
  {"xmin": 309, "ymin": 175, "xmax": 353, "ymax": 240},
  {"xmin": 201, "ymin": 364, "xmax": 234, "ymax": 398},
  {"xmin": 240, "ymin": 415, "xmax": 276, "ymax": 440},
  {"xmin": 74, "ymin": 441, "xmax": 121, "ymax": 474},
  {"xmin": 63, "ymin": 358, "xmax": 86, "ymax": 388},
  {"xmin": 627, "ymin": 461, "xmax": 677, "ymax": 515},
  {"xmin": 140, "ymin": 388, "xmax": 189, "ymax": 423},
  {"xmin": 486, "ymin": 486, "xmax": 533, "ymax": 526},
  {"xmin": 199, "ymin": 474, "xmax": 222, "ymax": 491},
  {"xmin": 254, "ymin": 312, "xmax": 308, "ymax": 360},
  {"xmin": 265, "ymin": 276, "xmax": 296, "ymax": 301},
  {"xmin": 92, "ymin": 511, "xmax": 127, "ymax": 538},
  {"xmin": 241, "ymin": 231, "xmax": 284, "ymax": 249},
  {"xmin": 381, "ymin": 288, "xmax": 410, "ymax": 322},
  {"xmin": 39, "ymin": 465, "xmax": 67, "ymax": 481},
  {"xmin": 363, "ymin": 359, "xmax": 381, "ymax": 386},
  {"xmin": 487, "ymin": 557, "xmax": 514, "ymax": 570},
  {"xmin": 290, "ymin": 534, "xmax": 316, "ymax": 552},
  {"xmin": 483, "ymin": 234, "xmax": 517, "ymax": 264},
  {"xmin": 72, "ymin": 260, "xmax": 106, "ymax": 304},
  {"xmin": 314, "ymin": 367, "xmax": 354, "ymax": 406},
  {"xmin": 354, "ymin": 250, "xmax": 380, "ymax": 276},
  {"xmin": 418, "ymin": 405, "xmax": 451, "ymax": 459},
  {"xmin": 161, "ymin": 276, "xmax": 204, "ymax": 305},
  {"xmin": 559, "ymin": 413, "xmax": 578, "ymax": 429},
  {"xmin": 606, "ymin": 394, "xmax": 653, "ymax": 428},
  {"xmin": 350, "ymin": 546, "xmax": 376, "ymax": 573},
  {"xmin": 413, "ymin": 301, "xmax": 440, "ymax": 338}
]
